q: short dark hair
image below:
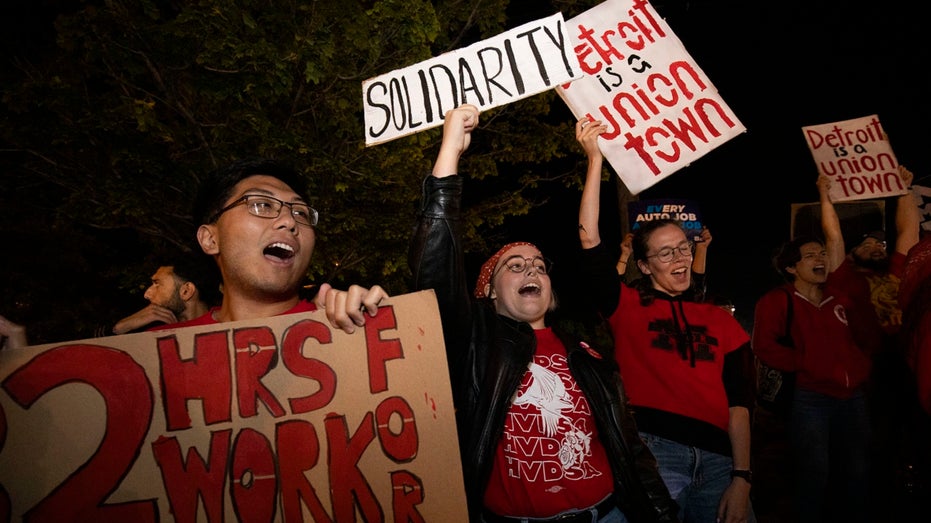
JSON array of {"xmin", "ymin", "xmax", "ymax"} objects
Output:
[
  {"xmin": 774, "ymin": 235, "xmax": 823, "ymax": 281},
  {"xmin": 169, "ymin": 255, "xmax": 222, "ymax": 306},
  {"xmin": 193, "ymin": 158, "xmax": 308, "ymax": 226},
  {"xmin": 631, "ymin": 218, "xmax": 684, "ymax": 261}
]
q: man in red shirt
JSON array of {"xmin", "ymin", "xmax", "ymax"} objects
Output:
[
  {"xmin": 818, "ymin": 167, "xmax": 923, "ymax": 520},
  {"xmin": 154, "ymin": 158, "xmax": 387, "ymax": 332}
]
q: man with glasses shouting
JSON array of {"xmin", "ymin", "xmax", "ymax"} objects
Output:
[
  {"xmin": 576, "ymin": 118, "xmax": 756, "ymax": 523},
  {"xmin": 161, "ymin": 157, "xmax": 387, "ymax": 334}
]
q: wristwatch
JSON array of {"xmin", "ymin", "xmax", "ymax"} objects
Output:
[{"xmin": 730, "ymin": 469, "xmax": 753, "ymax": 484}]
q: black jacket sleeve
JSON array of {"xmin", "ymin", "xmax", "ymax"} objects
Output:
[{"xmin": 578, "ymin": 242, "xmax": 624, "ymax": 318}]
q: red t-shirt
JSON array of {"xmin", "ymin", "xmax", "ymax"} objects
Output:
[
  {"xmin": 830, "ymin": 252, "xmax": 906, "ymax": 336},
  {"xmin": 148, "ymin": 300, "xmax": 317, "ymax": 330},
  {"xmin": 482, "ymin": 327, "xmax": 614, "ymax": 517}
]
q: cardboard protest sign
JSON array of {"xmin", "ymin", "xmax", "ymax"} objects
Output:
[
  {"xmin": 0, "ymin": 290, "xmax": 467, "ymax": 522},
  {"xmin": 912, "ymin": 183, "xmax": 931, "ymax": 232},
  {"xmin": 556, "ymin": 0, "xmax": 745, "ymax": 195},
  {"xmin": 628, "ymin": 198, "xmax": 703, "ymax": 242},
  {"xmin": 363, "ymin": 13, "xmax": 582, "ymax": 146},
  {"xmin": 801, "ymin": 114, "xmax": 908, "ymax": 202}
]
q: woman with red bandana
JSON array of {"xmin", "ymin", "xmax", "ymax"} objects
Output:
[{"xmin": 409, "ymin": 104, "xmax": 678, "ymax": 523}]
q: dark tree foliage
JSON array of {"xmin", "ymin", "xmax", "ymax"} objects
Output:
[{"xmin": 0, "ymin": 0, "xmax": 606, "ymax": 343}]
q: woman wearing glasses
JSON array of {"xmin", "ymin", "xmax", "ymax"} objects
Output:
[
  {"xmin": 575, "ymin": 119, "xmax": 756, "ymax": 523},
  {"xmin": 409, "ymin": 104, "xmax": 678, "ymax": 523}
]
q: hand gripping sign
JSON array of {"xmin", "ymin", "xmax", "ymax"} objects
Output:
[
  {"xmin": 0, "ymin": 290, "xmax": 467, "ymax": 522},
  {"xmin": 556, "ymin": 0, "xmax": 745, "ymax": 194},
  {"xmin": 363, "ymin": 13, "xmax": 582, "ymax": 146},
  {"xmin": 802, "ymin": 114, "xmax": 907, "ymax": 202}
]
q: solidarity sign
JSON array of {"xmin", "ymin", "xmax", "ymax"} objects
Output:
[
  {"xmin": 363, "ymin": 0, "xmax": 746, "ymax": 195},
  {"xmin": 0, "ymin": 291, "xmax": 468, "ymax": 522},
  {"xmin": 363, "ymin": 12, "xmax": 581, "ymax": 145}
]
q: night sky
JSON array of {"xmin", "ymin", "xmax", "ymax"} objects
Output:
[
  {"xmin": 507, "ymin": 0, "xmax": 931, "ymax": 329},
  {"xmin": 2, "ymin": 0, "xmax": 929, "ymax": 338}
]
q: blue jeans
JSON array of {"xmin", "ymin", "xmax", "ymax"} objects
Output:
[
  {"xmin": 640, "ymin": 432, "xmax": 756, "ymax": 523},
  {"xmin": 790, "ymin": 387, "xmax": 871, "ymax": 523}
]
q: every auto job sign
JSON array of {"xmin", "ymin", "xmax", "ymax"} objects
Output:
[{"xmin": 0, "ymin": 291, "xmax": 467, "ymax": 522}]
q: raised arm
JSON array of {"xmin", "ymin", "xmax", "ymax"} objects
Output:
[
  {"xmin": 692, "ymin": 227, "xmax": 712, "ymax": 276},
  {"xmin": 433, "ymin": 104, "xmax": 478, "ymax": 179},
  {"xmin": 409, "ymin": 104, "xmax": 480, "ymax": 348},
  {"xmin": 894, "ymin": 165, "xmax": 920, "ymax": 257},
  {"xmin": 577, "ymin": 117, "xmax": 608, "ymax": 249},
  {"xmin": 818, "ymin": 174, "xmax": 845, "ymax": 272},
  {"xmin": 617, "ymin": 232, "xmax": 633, "ymax": 276},
  {"xmin": 575, "ymin": 117, "xmax": 624, "ymax": 316},
  {"xmin": 691, "ymin": 227, "xmax": 712, "ymax": 300}
]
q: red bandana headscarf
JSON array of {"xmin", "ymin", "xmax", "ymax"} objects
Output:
[{"xmin": 473, "ymin": 242, "xmax": 537, "ymax": 298}]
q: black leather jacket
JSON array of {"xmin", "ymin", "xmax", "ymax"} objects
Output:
[{"xmin": 409, "ymin": 175, "xmax": 679, "ymax": 523}]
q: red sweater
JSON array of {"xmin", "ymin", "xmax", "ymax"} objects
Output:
[
  {"xmin": 752, "ymin": 283, "xmax": 876, "ymax": 399},
  {"xmin": 609, "ymin": 284, "xmax": 750, "ymax": 432}
]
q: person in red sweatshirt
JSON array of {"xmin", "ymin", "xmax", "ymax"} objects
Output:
[{"xmin": 753, "ymin": 230, "xmax": 879, "ymax": 522}]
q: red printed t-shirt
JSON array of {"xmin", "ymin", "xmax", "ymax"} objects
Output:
[
  {"xmin": 831, "ymin": 253, "xmax": 906, "ymax": 336},
  {"xmin": 609, "ymin": 285, "xmax": 749, "ymax": 431},
  {"xmin": 482, "ymin": 327, "xmax": 614, "ymax": 517},
  {"xmin": 148, "ymin": 300, "xmax": 317, "ymax": 331}
]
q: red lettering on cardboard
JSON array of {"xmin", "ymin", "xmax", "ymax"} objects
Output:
[
  {"xmin": 3, "ymin": 345, "xmax": 157, "ymax": 522},
  {"xmin": 152, "ymin": 429, "xmax": 230, "ymax": 523},
  {"xmin": 159, "ymin": 331, "xmax": 233, "ymax": 430},
  {"xmin": 365, "ymin": 305, "xmax": 403, "ymax": 394}
]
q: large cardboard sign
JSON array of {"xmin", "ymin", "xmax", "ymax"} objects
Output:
[
  {"xmin": 0, "ymin": 291, "xmax": 467, "ymax": 522},
  {"xmin": 628, "ymin": 198, "xmax": 703, "ymax": 242},
  {"xmin": 556, "ymin": 0, "xmax": 745, "ymax": 194},
  {"xmin": 363, "ymin": 13, "xmax": 582, "ymax": 146},
  {"xmin": 801, "ymin": 114, "xmax": 907, "ymax": 202}
]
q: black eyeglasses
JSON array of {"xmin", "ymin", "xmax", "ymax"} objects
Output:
[
  {"xmin": 210, "ymin": 194, "xmax": 318, "ymax": 227},
  {"xmin": 495, "ymin": 255, "xmax": 552, "ymax": 276},
  {"xmin": 646, "ymin": 240, "xmax": 694, "ymax": 263}
]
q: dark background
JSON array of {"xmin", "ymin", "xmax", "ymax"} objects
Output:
[
  {"xmin": 2, "ymin": 0, "xmax": 929, "ymax": 340},
  {"xmin": 506, "ymin": 0, "xmax": 930, "ymax": 331}
]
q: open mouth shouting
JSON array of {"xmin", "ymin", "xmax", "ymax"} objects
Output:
[
  {"xmin": 264, "ymin": 241, "xmax": 296, "ymax": 262},
  {"xmin": 519, "ymin": 282, "xmax": 542, "ymax": 296}
]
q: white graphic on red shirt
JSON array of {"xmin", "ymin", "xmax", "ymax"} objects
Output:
[
  {"xmin": 514, "ymin": 362, "xmax": 573, "ymax": 436},
  {"xmin": 503, "ymin": 356, "xmax": 600, "ymax": 483}
]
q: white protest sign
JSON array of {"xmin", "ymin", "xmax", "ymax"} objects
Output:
[
  {"xmin": 912, "ymin": 183, "xmax": 931, "ymax": 231},
  {"xmin": 801, "ymin": 114, "xmax": 907, "ymax": 202},
  {"xmin": 0, "ymin": 290, "xmax": 467, "ymax": 522},
  {"xmin": 363, "ymin": 13, "xmax": 582, "ymax": 146},
  {"xmin": 556, "ymin": 0, "xmax": 745, "ymax": 194}
]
